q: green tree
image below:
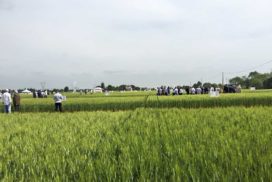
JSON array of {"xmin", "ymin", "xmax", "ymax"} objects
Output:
[
  {"xmin": 229, "ymin": 76, "xmax": 244, "ymax": 84},
  {"xmin": 193, "ymin": 81, "xmax": 202, "ymax": 88},
  {"xmin": 263, "ymin": 77, "xmax": 272, "ymax": 89},
  {"xmin": 64, "ymin": 86, "xmax": 69, "ymax": 92},
  {"xmin": 131, "ymin": 85, "xmax": 140, "ymax": 91},
  {"xmin": 119, "ymin": 85, "xmax": 126, "ymax": 91},
  {"xmin": 211, "ymin": 83, "xmax": 218, "ymax": 88},
  {"xmin": 106, "ymin": 85, "xmax": 115, "ymax": 91},
  {"xmin": 101, "ymin": 82, "xmax": 105, "ymax": 89},
  {"xmin": 248, "ymin": 71, "xmax": 260, "ymax": 79},
  {"xmin": 248, "ymin": 72, "xmax": 269, "ymax": 89},
  {"xmin": 229, "ymin": 71, "xmax": 270, "ymax": 89},
  {"xmin": 203, "ymin": 82, "xmax": 212, "ymax": 88}
]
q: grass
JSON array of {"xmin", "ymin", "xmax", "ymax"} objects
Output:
[
  {"xmin": 1, "ymin": 91, "xmax": 272, "ymax": 112},
  {"xmin": 0, "ymin": 107, "xmax": 272, "ymax": 181}
]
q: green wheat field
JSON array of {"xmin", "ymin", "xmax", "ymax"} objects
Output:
[{"xmin": 0, "ymin": 90, "xmax": 272, "ymax": 181}]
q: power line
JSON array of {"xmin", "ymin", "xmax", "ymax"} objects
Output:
[
  {"xmin": 226, "ymin": 60, "xmax": 272, "ymax": 75},
  {"xmin": 198, "ymin": 60, "xmax": 272, "ymax": 84}
]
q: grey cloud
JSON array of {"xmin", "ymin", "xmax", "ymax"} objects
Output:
[
  {"xmin": 103, "ymin": 70, "xmax": 128, "ymax": 75},
  {"xmin": 113, "ymin": 20, "xmax": 180, "ymax": 32},
  {"xmin": 1, "ymin": 0, "xmax": 272, "ymax": 88},
  {"xmin": 247, "ymin": 28, "xmax": 272, "ymax": 39},
  {"xmin": 0, "ymin": 58, "xmax": 10, "ymax": 63},
  {"xmin": 31, "ymin": 71, "xmax": 45, "ymax": 76},
  {"xmin": 0, "ymin": 0, "xmax": 14, "ymax": 10}
]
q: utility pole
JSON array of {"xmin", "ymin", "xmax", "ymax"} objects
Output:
[
  {"xmin": 222, "ymin": 72, "xmax": 224, "ymax": 86},
  {"xmin": 40, "ymin": 82, "xmax": 46, "ymax": 91},
  {"xmin": 72, "ymin": 81, "xmax": 77, "ymax": 93}
]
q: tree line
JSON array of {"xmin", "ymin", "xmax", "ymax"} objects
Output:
[
  {"xmin": 229, "ymin": 71, "xmax": 272, "ymax": 89},
  {"xmin": 16, "ymin": 71, "xmax": 272, "ymax": 92}
]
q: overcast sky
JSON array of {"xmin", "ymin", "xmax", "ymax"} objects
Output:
[{"xmin": 1, "ymin": 0, "xmax": 272, "ymax": 89}]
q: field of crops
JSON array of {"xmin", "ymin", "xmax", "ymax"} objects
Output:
[
  {"xmin": 1, "ymin": 90, "xmax": 272, "ymax": 112},
  {"xmin": 0, "ymin": 90, "xmax": 272, "ymax": 180},
  {"xmin": 0, "ymin": 107, "xmax": 271, "ymax": 181}
]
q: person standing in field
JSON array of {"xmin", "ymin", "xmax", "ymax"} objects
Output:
[
  {"xmin": 13, "ymin": 90, "xmax": 21, "ymax": 112},
  {"xmin": 53, "ymin": 90, "xmax": 64, "ymax": 112},
  {"xmin": 2, "ymin": 89, "xmax": 12, "ymax": 113}
]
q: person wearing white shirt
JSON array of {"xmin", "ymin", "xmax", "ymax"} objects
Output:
[
  {"xmin": 196, "ymin": 87, "xmax": 202, "ymax": 94},
  {"xmin": 2, "ymin": 89, "xmax": 12, "ymax": 113},
  {"xmin": 53, "ymin": 91, "xmax": 64, "ymax": 112},
  {"xmin": 191, "ymin": 87, "xmax": 196, "ymax": 94},
  {"xmin": 174, "ymin": 87, "xmax": 178, "ymax": 95}
]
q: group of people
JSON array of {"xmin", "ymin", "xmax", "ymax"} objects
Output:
[
  {"xmin": 157, "ymin": 86, "xmax": 220, "ymax": 96},
  {"xmin": 157, "ymin": 86, "xmax": 185, "ymax": 96},
  {"xmin": 0, "ymin": 89, "xmax": 21, "ymax": 113},
  {"xmin": 2, "ymin": 86, "xmax": 222, "ymax": 113},
  {"xmin": 1, "ymin": 89, "xmax": 64, "ymax": 113},
  {"xmin": 33, "ymin": 90, "xmax": 48, "ymax": 98}
]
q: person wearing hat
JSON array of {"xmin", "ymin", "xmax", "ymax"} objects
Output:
[
  {"xmin": 2, "ymin": 89, "xmax": 12, "ymax": 113},
  {"xmin": 13, "ymin": 90, "xmax": 21, "ymax": 112}
]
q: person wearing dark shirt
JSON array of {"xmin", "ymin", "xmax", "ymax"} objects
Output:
[{"xmin": 13, "ymin": 90, "xmax": 21, "ymax": 112}]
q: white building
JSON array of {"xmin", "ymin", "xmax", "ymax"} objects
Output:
[
  {"xmin": 93, "ymin": 87, "xmax": 103, "ymax": 93},
  {"xmin": 22, "ymin": 89, "xmax": 32, "ymax": 94}
]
